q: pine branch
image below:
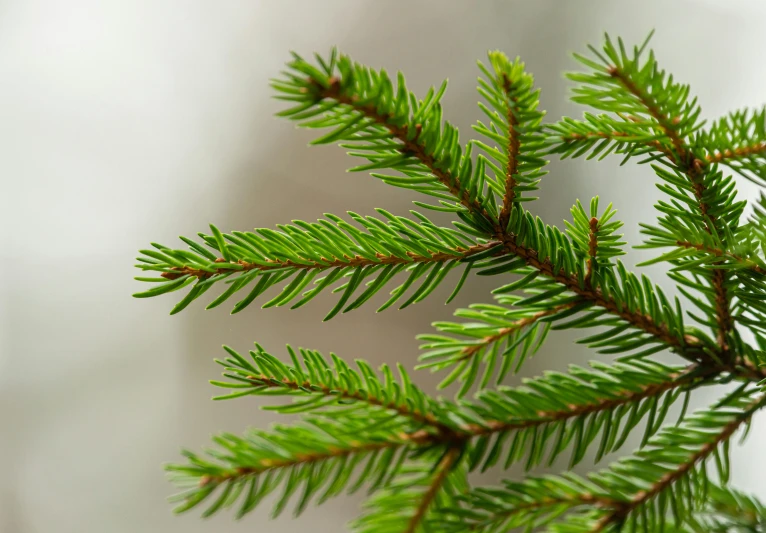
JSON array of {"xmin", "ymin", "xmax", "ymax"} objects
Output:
[
  {"xmin": 499, "ymin": 71, "xmax": 521, "ymax": 227},
  {"xmin": 554, "ymin": 34, "xmax": 737, "ymax": 359},
  {"xmin": 232, "ymin": 369, "xmax": 448, "ymax": 429},
  {"xmin": 697, "ymin": 107, "xmax": 766, "ymax": 186},
  {"xmin": 605, "ymin": 45, "xmax": 734, "ymax": 349},
  {"xmin": 711, "ymin": 269, "xmax": 732, "ymax": 350},
  {"xmin": 499, "ymin": 211, "xmax": 730, "ymax": 362},
  {"xmin": 421, "ymin": 196, "xmax": 721, "ymax": 392},
  {"xmin": 706, "ymin": 142, "xmax": 766, "ymax": 164},
  {"xmin": 211, "ymin": 345, "xmax": 731, "ymax": 484},
  {"xmin": 431, "ymin": 474, "xmax": 623, "ymax": 532},
  {"xmin": 211, "ymin": 344, "xmax": 457, "ymax": 436},
  {"xmin": 467, "ymin": 362, "xmax": 704, "ymax": 438},
  {"xmin": 456, "ymin": 304, "xmax": 572, "ymax": 362},
  {"xmin": 590, "ymin": 391, "xmax": 766, "ymax": 532},
  {"xmin": 606, "ymin": 65, "xmax": 686, "ymax": 158},
  {"xmin": 733, "ymin": 197, "xmax": 766, "ymax": 336},
  {"xmin": 135, "ymin": 199, "xmax": 718, "ymax": 369},
  {"xmin": 585, "ymin": 215, "xmax": 599, "ymax": 286},
  {"xmin": 352, "ymin": 456, "xmax": 469, "ymax": 533},
  {"xmin": 458, "ymin": 359, "xmax": 714, "ymax": 472},
  {"xmin": 213, "ymin": 344, "xmax": 716, "ymax": 457},
  {"xmin": 467, "ymin": 494, "xmax": 620, "ymax": 532},
  {"xmin": 317, "ymin": 78, "xmax": 492, "ymax": 222},
  {"xmin": 698, "ymin": 485, "xmax": 766, "ymax": 531},
  {"xmin": 272, "ymin": 51, "xmax": 499, "ymax": 226},
  {"xmin": 419, "ymin": 300, "xmax": 575, "ymax": 394},
  {"xmin": 557, "ymin": 33, "xmax": 702, "ymax": 161},
  {"xmin": 643, "ymin": 239, "xmax": 766, "ymax": 277},
  {"xmin": 160, "ymin": 242, "xmax": 496, "ymax": 280},
  {"xmin": 438, "ymin": 391, "xmax": 765, "ymax": 532},
  {"xmin": 494, "ymin": 68, "xmax": 522, "ymax": 227},
  {"xmin": 134, "ymin": 33, "xmax": 766, "ymax": 533},
  {"xmin": 546, "ymin": 114, "xmax": 672, "ymax": 162},
  {"xmin": 498, "ymin": 234, "xmax": 696, "ymax": 351},
  {"xmin": 404, "ymin": 446, "xmax": 462, "ymax": 533},
  {"xmin": 566, "ymin": 198, "xmax": 626, "ymax": 288},
  {"xmin": 166, "ymin": 419, "xmax": 440, "ymax": 519},
  {"xmin": 596, "ymin": 447, "xmax": 735, "ymax": 531},
  {"xmin": 474, "ymin": 52, "xmax": 547, "ymax": 227},
  {"xmin": 134, "ymin": 212, "xmax": 499, "ymax": 317},
  {"xmin": 499, "ymin": 208, "xmax": 694, "ymax": 362},
  {"xmin": 195, "ymin": 439, "xmax": 401, "ymax": 489},
  {"xmin": 140, "ymin": 42, "xmax": 721, "ymax": 364}
]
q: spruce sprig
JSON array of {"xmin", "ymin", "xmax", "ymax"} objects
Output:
[{"xmin": 134, "ymin": 33, "xmax": 766, "ymax": 532}]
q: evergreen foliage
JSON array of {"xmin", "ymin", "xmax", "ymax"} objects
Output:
[{"xmin": 134, "ymin": 33, "xmax": 766, "ymax": 532}]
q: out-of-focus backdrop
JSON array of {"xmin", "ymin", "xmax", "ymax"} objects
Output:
[{"xmin": 2, "ymin": 1, "xmax": 766, "ymax": 531}]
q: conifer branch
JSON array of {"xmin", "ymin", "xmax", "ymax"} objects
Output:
[
  {"xmin": 464, "ymin": 493, "xmax": 623, "ymax": 532},
  {"xmin": 498, "ymin": 73, "xmax": 521, "ymax": 229},
  {"xmin": 698, "ymin": 107, "xmax": 766, "ymax": 185},
  {"xmin": 239, "ymin": 372, "xmax": 454, "ymax": 434},
  {"xmin": 159, "ymin": 242, "xmax": 498, "ymax": 281},
  {"xmin": 432, "ymin": 473, "xmax": 626, "ymax": 532},
  {"xmin": 702, "ymin": 485, "xmax": 766, "ymax": 530},
  {"xmin": 606, "ymin": 59, "xmax": 734, "ymax": 355},
  {"xmin": 475, "ymin": 52, "xmax": 546, "ymax": 222},
  {"xmin": 705, "ymin": 142, "xmax": 766, "ymax": 165},
  {"xmin": 455, "ymin": 302, "xmax": 574, "ymax": 363},
  {"xmin": 165, "ymin": 421, "xmax": 446, "ymax": 519},
  {"xmin": 673, "ymin": 240, "xmax": 766, "ymax": 276},
  {"xmin": 294, "ymin": 56, "xmax": 712, "ymax": 361},
  {"xmin": 317, "ymin": 79, "xmax": 493, "ymax": 222},
  {"xmin": 591, "ymin": 392, "xmax": 766, "ymax": 532},
  {"xmin": 464, "ymin": 362, "xmax": 705, "ymax": 439},
  {"xmin": 606, "ymin": 65, "xmax": 686, "ymax": 157},
  {"xmin": 136, "ymin": 34, "xmax": 766, "ymax": 531},
  {"xmin": 497, "ymin": 235, "xmax": 698, "ymax": 352},
  {"xmin": 712, "ymin": 269, "xmax": 733, "ymax": 350},
  {"xmin": 457, "ymin": 359, "xmax": 726, "ymax": 473},
  {"xmin": 563, "ymin": 130, "xmax": 669, "ymax": 155},
  {"xmin": 585, "ymin": 215, "xmax": 599, "ymax": 286},
  {"xmin": 214, "ymin": 345, "xmax": 736, "ymax": 481},
  {"xmin": 217, "ymin": 345, "xmax": 716, "ymax": 446},
  {"xmin": 212, "ymin": 345, "xmax": 465, "ymax": 439},
  {"xmin": 196, "ymin": 438, "xmax": 409, "ymax": 489},
  {"xmin": 140, "ymin": 47, "xmax": 714, "ymax": 362},
  {"xmin": 135, "ymin": 211, "xmax": 500, "ymax": 317},
  {"xmin": 405, "ymin": 447, "xmax": 462, "ymax": 533}
]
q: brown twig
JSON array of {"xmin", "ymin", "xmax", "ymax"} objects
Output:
[
  {"xmin": 585, "ymin": 216, "xmax": 600, "ymax": 287},
  {"xmin": 161, "ymin": 242, "xmax": 500, "ymax": 280},
  {"xmin": 243, "ymin": 373, "xmax": 454, "ymax": 435},
  {"xmin": 607, "ymin": 67, "xmax": 685, "ymax": 157},
  {"xmin": 404, "ymin": 446, "xmax": 461, "ymax": 533},
  {"xmin": 467, "ymin": 494, "xmax": 625, "ymax": 531},
  {"xmin": 499, "ymin": 74, "xmax": 521, "ymax": 230},
  {"xmin": 705, "ymin": 142, "xmax": 766, "ymax": 164},
  {"xmin": 462, "ymin": 362, "xmax": 708, "ymax": 437},
  {"xmin": 199, "ymin": 431, "xmax": 434, "ymax": 488},
  {"xmin": 319, "ymin": 78, "xmax": 493, "ymax": 222},
  {"xmin": 457, "ymin": 303, "xmax": 576, "ymax": 362},
  {"xmin": 675, "ymin": 240, "xmax": 766, "ymax": 276}
]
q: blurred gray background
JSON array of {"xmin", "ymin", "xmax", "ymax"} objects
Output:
[{"xmin": 2, "ymin": 1, "xmax": 766, "ymax": 531}]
